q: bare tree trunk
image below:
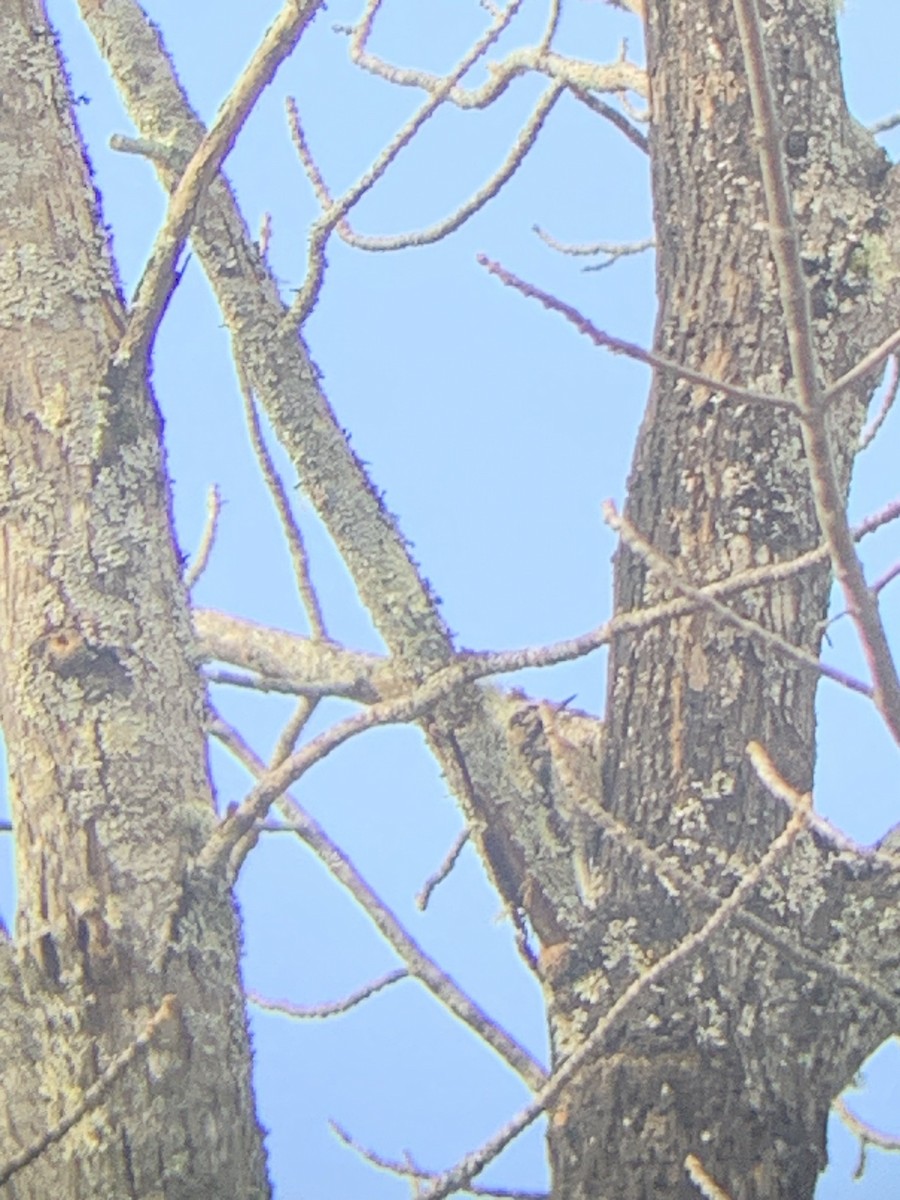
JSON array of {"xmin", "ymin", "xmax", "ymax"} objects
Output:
[
  {"xmin": 546, "ymin": 3, "xmax": 900, "ymax": 1197},
  {"xmin": 0, "ymin": 3, "xmax": 270, "ymax": 1194}
]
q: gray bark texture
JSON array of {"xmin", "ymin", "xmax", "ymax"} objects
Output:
[
  {"xmin": 1, "ymin": 0, "xmax": 899, "ymax": 1198},
  {"xmin": 547, "ymin": 3, "xmax": 900, "ymax": 1198},
  {"xmin": 0, "ymin": 2, "xmax": 269, "ymax": 1196}
]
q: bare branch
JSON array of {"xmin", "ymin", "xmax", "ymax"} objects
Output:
[
  {"xmin": 195, "ymin": 495, "xmax": 900, "ymax": 711},
  {"xmin": 603, "ymin": 501, "xmax": 872, "ymax": 699},
  {"xmin": 684, "ymin": 1154, "xmax": 736, "ymax": 1200},
  {"xmin": 331, "ymin": 1121, "xmax": 549, "ymax": 1198},
  {"xmin": 340, "ymin": 12, "xmax": 646, "ymax": 113},
  {"xmin": 732, "ymin": 0, "xmax": 900, "ymax": 744},
  {"xmin": 869, "ymin": 111, "xmax": 900, "ymax": 136},
  {"xmin": 533, "ymin": 226, "xmax": 653, "ymax": 269},
  {"xmin": 247, "ymin": 969, "xmax": 407, "ymax": 1019},
  {"xmin": 193, "ymin": 608, "xmax": 388, "ymax": 702},
  {"xmin": 417, "ymin": 827, "xmax": 471, "ymax": 911},
  {"xmin": 858, "ymin": 355, "xmax": 900, "ymax": 452},
  {"xmin": 418, "ymin": 795, "xmax": 813, "ymax": 1198},
  {"xmin": 270, "ymin": 697, "xmax": 318, "ymax": 767},
  {"xmin": 184, "ymin": 484, "xmax": 222, "ymax": 591},
  {"xmin": 116, "ymin": 0, "xmax": 324, "ymax": 373},
  {"xmin": 325, "ymin": 83, "xmax": 565, "ymax": 253},
  {"xmin": 834, "ymin": 1095, "xmax": 900, "ymax": 1155},
  {"xmin": 825, "ymin": 324, "xmax": 900, "ymax": 404},
  {"xmin": 238, "ymin": 364, "xmax": 327, "ymax": 637},
  {"xmin": 288, "ymin": 0, "xmax": 527, "ymax": 324},
  {"xmin": 208, "ymin": 714, "xmax": 547, "ymax": 1092},
  {"xmin": 477, "ymin": 255, "xmax": 798, "ymax": 410},
  {"xmin": 569, "ymin": 86, "xmax": 648, "ymax": 153}
]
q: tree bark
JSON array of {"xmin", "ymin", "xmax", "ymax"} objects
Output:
[
  {"xmin": 0, "ymin": 3, "xmax": 269, "ymax": 1195},
  {"xmin": 3, "ymin": 1, "xmax": 900, "ymax": 1197},
  {"xmin": 546, "ymin": 3, "xmax": 900, "ymax": 1197}
]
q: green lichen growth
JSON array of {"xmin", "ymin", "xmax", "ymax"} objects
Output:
[{"xmin": 854, "ymin": 230, "xmax": 900, "ymax": 301}]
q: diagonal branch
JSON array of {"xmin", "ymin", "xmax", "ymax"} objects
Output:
[
  {"xmin": 209, "ymin": 714, "xmax": 547, "ymax": 1092},
  {"xmin": 289, "ymin": 81, "xmax": 566, "ymax": 254},
  {"xmin": 603, "ymin": 502, "xmax": 872, "ymax": 698},
  {"xmin": 115, "ymin": 0, "xmax": 324, "ymax": 374},
  {"xmin": 288, "ymin": 0, "xmax": 526, "ymax": 323},
  {"xmin": 417, "ymin": 785, "xmax": 813, "ymax": 1199},
  {"xmin": 732, "ymin": 0, "xmax": 900, "ymax": 744},
  {"xmin": 477, "ymin": 254, "xmax": 797, "ymax": 409}
]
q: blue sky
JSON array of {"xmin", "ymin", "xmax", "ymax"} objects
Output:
[{"xmin": 1, "ymin": 0, "xmax": 899, "ymax": 1195}]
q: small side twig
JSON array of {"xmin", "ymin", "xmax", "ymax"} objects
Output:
[
  {"xmin": 289, "ymin": 0, "xmax": 526, "ymax": 324},
  {"xmin": 270, "ymin": 697, "xmax": 318, "ymax": 767},
  {"xmin": 323, "ymin": 83, "xmax": 565, "ymax": 253},
  {"xmin": 533, "ymin": 225, "xmax": 653, "ymax": 269},
  {"xmin": 858, "ymin": 355, "xmax": 900, "ymax": 451},
  {"xmin": 248, "ymin": 969, "xmax": 407, "ymax": 1019},
  {"xmin": 238, "ymin": 363, "xmax": 327, "ymax": 637},
  {"xmin": 184, "ymin": 484, "xmax": 222, "ymax": 591},
  {"xmin": 869, "ymin": 111, "xmax": 900, "ymax": 136},
  {"xmin": 417, "ymin": 787, "xmax": 812, "ymax": 1199},
  {"xmin": 684, "ymin": 1154, "xmax": 736, "ymax": 1200},
  {"xmin": 207, "ymin": 713, "xmax": 547, "ymax": 1093},
  {"xmin": 834, "ymin": 1094, "xmax": 900, "ymax": 1180},
  {"xmin": 331, "ymin": 1120, "xmax": 549, "ymax": 1198},
  {"xmin": 477, "ymin": 254, "xmax": 795, "ymax": 410},
  {"xmin": 417, "ymin": 827, "xmax": 471, "ymax": 911},
  {"xmin": 116, "ymin": 0, "xmax": 324, "ymax": 372},
  {"xmin": 569, "ymin": 85, "xmax": 648, "ymax": 153}
]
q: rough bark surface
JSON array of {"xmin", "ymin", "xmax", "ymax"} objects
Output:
[
  {"xmin": 545, "ymin": 3, "xmax": 900, "ymax": 1198},
  {"xmin": 2, "ymin": 0, "xmax": 900, "ymax": 1198},
  {"xmin": 0, "ymin": 3, "xmax": 269, "ymax": 1196}
]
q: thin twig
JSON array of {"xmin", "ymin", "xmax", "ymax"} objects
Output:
[
  {"xmin": 604, "ymin": 501, "xmax": 871, "ymax": 698},
  {"xmin": 328, "ymin": 83, "xmax": 565, "ymax": 253},
  {"xmin": 869, "ymin": 111, "xmax": 900, "ymax": 136},
  {"xmin": 248, "ymin": 969, "xmax": 407, "ymax": 1019},
  {"xmin": 824, "ymin": 325, "xmax": 900, "ymax": 405},
  {"xmin": 203, "ymin": 667, "xmax": 308, "ymax": 696},
  {"xmin": 196, "ymin": 499, "xmax": 900, "ymax": 709},
  {"xmin": 732, "ymin": 0, "xmax": 900, "ymax": 744},
  {"xmin": 209, "ymin": 714, "xmax": 547, "ymax": 1093},
  {"xmin": 341, "ymin": 8, "xmax": 646, "ymax": 113},
  {"xmin": 331, "ymin": 1121, "xmax": 548, "ymax": 1198},
  {"xmin": 288, "ymin": 0, "xmax": 526, "ymax": 324},
  {"xmin": 417, "ymin": 828, "xmax": 471, "ymax": 911},
  {"xmin": 418, "ymin": 792, "xmax": 812, "ymax": 1199},
  {"xmin": 477, "ymin": 255, "xmax": 795, "ymax": 409},
  {"xmin": 569, "ymin": 85, "xmax": 649, "ymax": 153},
  {"xmin": 238, "ymin": 363, "xmax": 327, "ymax": 637},
  {"xmin": 858, "ymin": 355, "xmax": 900, "ymax": 451},
  {"xmin": 533, "ymin": 226, "xmax": 653, "ymax": 268},
  {"xmin": 872, "ymin": 561, "xmax": 900, "ymax": 599},
  {"xmin": 0, "ymin": 995, "xmax": 179, "ymax": 1188},
  {"xmin": 184, "ymin": 484, "xmax": 222, "ymax": 591},
  {"xmin": 270, "ymin": 697, "xmax": 318, "ymax": 766},
  {"xmin": 684, "ymin": 1154, "xmax": 736, "ymax": 1200},
  {"xmin": 834, "ymin": 1095, "xmax": 900, "ymax": 1153},
  {"xmin": 116, "ymin": 0, "xmax": 324, "ymax": 372}
]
